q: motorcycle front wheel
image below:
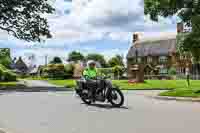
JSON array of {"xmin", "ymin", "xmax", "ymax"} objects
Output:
[
  {"xmin": 81, "ymin": 89, "xmax": 92, "ymax": 105},
  {"xmin": 109, "ymin": 87, "xmax": 124, "ymax": 107}
]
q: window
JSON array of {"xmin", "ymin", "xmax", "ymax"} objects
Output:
[
  {"xmin": 147, "ymin": 56, "xmax": 152, "ymax": 63},
  {"xmin": 128, "ymin": 58, "xmax": 135, "ymax": 64},
  {"xmin": 159, "ymin": 56, "xmax": 168, "ymax": 63},
  {"xmin": 159, "ymin": 68, "xmax": 168, "ymax": 74}
]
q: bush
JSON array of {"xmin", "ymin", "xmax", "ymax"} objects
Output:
[
  {"xmin": 3, "ymin": 71, "xmax": 17, "ymax": 81},
  {"xmin": 0, "ymin": 64, "xmax": 17, "ymax": 81},
  {"xmin": 41, "ymin": 64, "xmax": 73, "ymax": 79},
  {"xmin": 168, "ymin": 67, "xmax": 177, "ymax": 75},
  {"xmin": 64, "ymin": 64, "xmax": 74, "ymax": 78},
  {"xmin": 113, "ymin": 66, "xmax": 125, "ymax": 79}
]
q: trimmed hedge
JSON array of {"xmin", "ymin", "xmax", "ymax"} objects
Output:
[{"xmin": 41, "ymin": 64, "xmax": 74, "ymax": 79}]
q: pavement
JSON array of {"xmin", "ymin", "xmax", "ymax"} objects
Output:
[
  {"xmin": 20, "ymin": 80, "xmax": 59, "ymax": 88},
  {"xmin": 15, "ymin": 80, "xmax": 70, "ymax": 92},
  {"xmin": 0, "ymin": 90, "xmax": 200, "ymax": 133}
]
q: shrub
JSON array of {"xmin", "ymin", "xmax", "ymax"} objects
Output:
[
  {"xmin": 0, "ymin": 64, "xmax": 17, "ymax": 81},
  {"xmin": 97, "ymin": 68, "xmax": 113, "ymax": 77},
  {"xmin": 64, "ymin": 64, "xmax": 74, "ymax": 78},
  {"xmin": 168, "ymin": 67, "xmax": 177, "ymax": 75},
  {"xmin": 113, "ymin": 66, "xmax": 125, "ymax": 79},
  {"xmin": 41, "ymin": 64, "xmax": 72, "ymax": 79},
  {"xmin": 2, "ymin": 71, "xmax": 17, "ymax": 81}
]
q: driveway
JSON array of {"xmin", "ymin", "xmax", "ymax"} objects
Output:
[{"xmin": 0, "ymin": 91, "xmax": 200, "ymax": 133}]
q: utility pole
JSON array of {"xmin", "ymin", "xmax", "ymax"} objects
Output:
[{"xmin": 45, "ymin": 55, "xmax": 48, "ymax": 66}]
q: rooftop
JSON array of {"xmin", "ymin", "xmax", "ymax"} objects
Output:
[{"xmin": 127, "ymin": 34, "xmax": 177, "ymax": 58}]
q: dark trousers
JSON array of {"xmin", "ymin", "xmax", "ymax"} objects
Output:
[{"xmin": 86, "ymin": 79, "xmax": 112, "ymax": 99}]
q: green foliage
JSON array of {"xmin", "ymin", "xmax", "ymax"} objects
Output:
[
  {"xmin": 42, "ymin": 63, "xmax": 74, "ymax": 79},
  {"xmin": 64, "ymin": 64, "xmax": 74, "ymax": 78},
  {"xmin": 97, "ymin": 66, "xmax": 125, "ymax": 79},
  {"xmin": 144, "ymin": 0, "xmax": 179, "ymax": 21},
  {"xmin": 0, "ymin": 64, "xmax": 17, "ymax": 81},
  {"xmin": 0, "ymin": 48, "xmax": 12, "ymax": 68},
  {"xmin": 68, "ymin": 51, "xmax": 85, "ymax": 62},
  {"xmin": 168, "ymin": 67, "xmax": 177, "ymax": 75},
  {"xmin": 176, "ymin": 18, "xmax": 200, "ymax": 62},
  {"xmin": 3, "ymin": 71, "xmax": 17, "ymax": 81},
  {"xmin": 113, "ymin": 65, "xmax": 125, "ymax": 78},
  {"xmin": 43, "ymin": 64, "xmax": 65, "ymax": 79},
  {"xmin": 108, "ymin": 55, "xmax": 124, "ymax": 67},
  {"xmin": 86, "ymin": 53, "xmax": 107, "ymax": 67},
  {"xmin": 144, "ymin": 0, "xmax": 200, "ymax": 26},
  {"xmin": 0, "ymin": 0, "xmax": 55, "ymax": 42},
  {"xmin": 97, "ymin": 68, "xmax": 113, "ymax": 77},
  {"xmin": 50, "ymin": 57, "xmax": 63, "ymax": 64}
]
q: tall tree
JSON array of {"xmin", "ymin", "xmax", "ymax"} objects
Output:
[
  {"xmin": 50, "ymin": 57, "xmax": 63, "ymax": 64},
  {"xmin": 86, "ymin": 53, "xmax": 107, "ymax": 68},
  {"xmin": 108, "ymin": 55, "xmax": 124, "ymax": 67},
  {"xmin": 0, "ymin": 0, "xmax": 55, "ymax": 42},
  {"xmin": 68, "ymin": 51, "xmax": 84, "ymax": 62}
]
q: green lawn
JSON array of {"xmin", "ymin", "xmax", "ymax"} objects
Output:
[
  {"xmin": 48, "ymin": 79, "xmax": 76, "ymax": 88},
  {"xmin": 29, "ymin": 78, "xmax": 200, "ymax": 97},
  {"xmin": 158, "ymin": 80, "xmax": 200, "ymax": 98},
  {"xmin": 159, "ymin": 88, "xmax": 200, "ymax": 98},
  {"xmin": 0, "ymin": 81, "xmax": 18, "ymax": 88},
  {"xmin": 112, "ymin": 80, "xmax": 177, "ymax": 90},
  {"xmin": 22, "ymin": 77, "xmax": 48, "ymax": 80},
  {"xmin": 47, "ymin": 79, "xmax": 200, "ymax": 90}
]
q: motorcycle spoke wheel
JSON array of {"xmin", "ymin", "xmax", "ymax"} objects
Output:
[
  {"xmin": 81, "ymin": 90, "xmax": 92, "ymax": 105},
  {"xmin": 109, "ymin": 88, "xmax": 124, "ymax": 107}
]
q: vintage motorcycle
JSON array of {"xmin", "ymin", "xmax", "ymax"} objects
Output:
[{"xmin": 75, "ymin": 77, "xmax": 124, "ymax": 107}]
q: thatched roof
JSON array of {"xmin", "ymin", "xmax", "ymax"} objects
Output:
[
  {"xmin": 14, "ymin": 57, "xmax": 28, "ymax": 72},
  {"xmin": 127, "ymin": 37, "xmax": 176, "ymax": 58}
]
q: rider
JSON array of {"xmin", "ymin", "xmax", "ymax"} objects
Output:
[{"xmin": 83, "ymin": 60, "xmax": 112, "ymax": 100}]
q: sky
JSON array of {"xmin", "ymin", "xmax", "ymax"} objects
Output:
[{"xmin": 0, "ymin": 0, "xmax": 178, "ymax": 66}]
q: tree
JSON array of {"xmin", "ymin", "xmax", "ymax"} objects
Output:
[
  {"xmin": 0, "ymin": 0, "xmax": 55, "ymax": 42},
  {"xmin": 0, "ymin": 48, "xmax": 12, "ymax": 68},
  {"xmin": 144, "ymin": 0, "xmax": 198, "ymax": 24},
  {"xmin": 113, "ymin": 65, "xmax": 125, "ymax": 80},
  {"xmin": 145, "ymin": 0, "xmax": 200, "ymax": 62},
  {"xmin": 50, "ymin": 57, "xmax": 63, "ymax": 64},
  {"xmin": 108, "ymin": 55, "xmax": 124, "ymax": 67},
  {"xmin": 68, "ymin": 51, "xmax": 84, "ymax": 62},
  {"xmin": 86, "ymin": 53, "xmax": 107, "ymax": 67}
]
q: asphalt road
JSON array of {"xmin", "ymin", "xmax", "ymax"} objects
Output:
[{"xmin": 0, "ymin": 91, "xmax": 200, "ymax": 133}]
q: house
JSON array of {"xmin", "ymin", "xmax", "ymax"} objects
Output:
[
  {"xmin": 127, "ymin": 23, "xmax": 192, "ymax": 79},
  {"xmin": 11, "ymin": 57, "xmax": 29, "ymax": 75}
]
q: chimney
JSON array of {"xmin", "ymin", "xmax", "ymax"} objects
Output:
[
  {"xmin": 177, "ymin": 22, "xmax": 184, "ymax": 33},
  {"xmin": 133, "ymin": 33, "xmax": 139, "ymax": 43}
]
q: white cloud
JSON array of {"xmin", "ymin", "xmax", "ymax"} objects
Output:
[{"xmin": 0, "ymin": 0, "xmax": 178, "ymax": 66}]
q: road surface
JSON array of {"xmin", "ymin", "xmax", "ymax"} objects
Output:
[{"xmin": 0, "ymin": 91, "xmax": 200, "ymax": 133}]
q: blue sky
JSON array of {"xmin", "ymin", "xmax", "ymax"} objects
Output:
[{"xmin": 0, "ymin": 0, "xmax": 177, "ymax": 66}]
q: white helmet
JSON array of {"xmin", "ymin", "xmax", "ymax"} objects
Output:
[{"xmin": 87, "ymin": 60, "xmax": 96, "ymax": 66}]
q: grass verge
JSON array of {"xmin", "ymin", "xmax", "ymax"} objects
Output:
[{"xmin": 0, "ymin": 81, "xmax": 19, "ymax": 88}]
